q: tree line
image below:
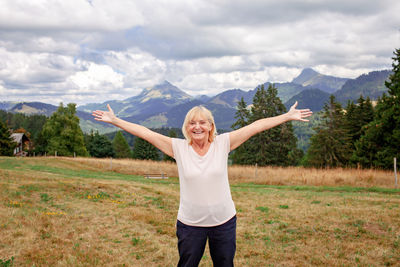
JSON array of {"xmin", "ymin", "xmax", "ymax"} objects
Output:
[
  {"xmin": 230, "ymin": 48, "xmax": 400, "ymax": 170},
  {"xmin": 0, "ymin": 103, "xmax": 177, "ymax": 162},
  {"xmin": 1, "ymin": 48, "xmax": 399, "ymax": 170}
]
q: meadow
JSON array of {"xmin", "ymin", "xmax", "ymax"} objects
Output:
[{"xmin": 0, "ymin": 156, "xmax": 399, "ymax": 266}]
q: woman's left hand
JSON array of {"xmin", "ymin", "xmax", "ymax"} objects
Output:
[{"xmin": 287, "ymin": 101, "xmax": 313, "ymax": 122}]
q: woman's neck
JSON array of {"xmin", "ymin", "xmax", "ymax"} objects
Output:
[
  {"xmin": 191, "ymin": 139, "xmax": 211, "ymax": 156},
  {"xmin": 191, "ymin": 139, "xmax": 209, "ymax": 148}
]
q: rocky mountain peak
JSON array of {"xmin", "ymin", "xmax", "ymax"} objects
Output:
[
  {"xmin": 292, "ymin": 68, "xmax": 349, "ymax": 94},
  {"xmin": 292, "ymin": 68, "xmax": 320, "ymax": 85},
  {"xmin": 137, "ymin": 80, "xmax": 192, "ymax": 102}
]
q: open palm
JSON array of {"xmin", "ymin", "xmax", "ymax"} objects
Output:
[
  {"xmin": 92, "ymin": 104, "xmax": 116, "ymax": 124},
  {"xmin": 288, "ymin": 101, "xmax": 313, "ymax": 121}
]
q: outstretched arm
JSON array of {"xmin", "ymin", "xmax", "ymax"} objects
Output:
[
  {"xmin": 92, "ymin": 104, "xmax": 173, "ymax": 157},
  {"xmin": 229, "ymin": 101, "xmax": 312, "ymax": 151}
]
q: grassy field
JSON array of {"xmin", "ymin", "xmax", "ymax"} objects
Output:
[{"xmin": 0, "ymin": 157, "xmax": 399, "ymax": 266}]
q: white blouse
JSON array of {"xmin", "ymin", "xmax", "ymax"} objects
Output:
[{"xmin": 172, "ymin": 133, "xmax": 236, "ymax": 227}]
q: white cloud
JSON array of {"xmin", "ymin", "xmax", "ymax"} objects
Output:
[
  {"xmin": 0, "ymin": 0, "xmax": 399, "ymax": 105},
  {"xmin": 0, "ymin": 0, "xmax": 144, "ymax": 31},
  {"xmin": 69, "ymin": 62, "xmax": 124, "ymax": 91},
  {"xmin": 0, "ymin": 47, "xmax": 78, "ymax": 85},
  {"xmin": 103, "ymin": 50, "xmax": 167, "ymax": 88}
]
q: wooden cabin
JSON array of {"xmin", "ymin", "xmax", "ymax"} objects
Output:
[{"xmin": 10, "ymin": 133, "xmax": 30, "ymax": 156}]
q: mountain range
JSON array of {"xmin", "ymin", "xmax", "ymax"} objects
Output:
[{"xmin": 0, "ymin": 68, "xmax": 391, "ymax": 133}]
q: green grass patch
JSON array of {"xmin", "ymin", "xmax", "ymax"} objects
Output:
[
  {"xmin": 232, "ymin": 183, "xmax": 400, "ymax": 195},
  {"xmin": 256, "ymin": 206, "xmax": 269, "ymax": 213},
  {"xmin": 0, "ymin": 256, "xmax": 14, "ymax": 267},
  {"xmin": 0, "ymin": 158, "xmax": 179, "ymax": 186},
  {"xmin": 40, "ymin": 193, "xmax": 52, "ymax": 203},
  {"xmin": 131, "ymin": 237, "xmax": 142, "ymax": 246}
]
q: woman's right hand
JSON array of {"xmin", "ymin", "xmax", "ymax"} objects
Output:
[{"xmin": 92, "ymin": 104, "xmax": 117, "ymax": 124}]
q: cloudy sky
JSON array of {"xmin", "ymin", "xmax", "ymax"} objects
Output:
[{"xmin": 0, "ymin": 0, "xmax": 399, "ymax": 105}]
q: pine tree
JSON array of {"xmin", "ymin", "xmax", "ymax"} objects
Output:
[
  {"xmin": 41, "ymin": 103, "xmax": 88, "ymax": 156},
  {"xmin": 344, "ymin": 100, "xmax": 357, "ymax": 144},
  {"xmin": 307, "ymin": 95, "xmax": 352, "ymax": 167},
  {"xmin": 231, "ymin": 97, "xmax": 250, "ymax": 130},
  {"xmin": 0, "ymin": 120, "xmax": 15, "ymax": 156},
  {"xmin": 132, "ymin": 137, "xmax": 160, "ymax": 160},
  {"xmin": 231, "ymin": 97, "xmax": 252, "ymax": 164},
  {"xmin": 85, "ymin": 131, "xmax": 115, "ymax": 158},
  {"xmin": 353, "ymin": 48, "xmax": 400, "ymax": 169},
  {"xmin": 163, "ymin": 129, "xmax": 177, "ymax": 162},
  {"xmin": 344, "ymin": 96, "xmax": 375, "ymax": 153},
  {"xmin": 235, "ymin": 84, "xmax": 299, "ymax": 166},
  {"xmin": 112, "ymin": 131, "xmax": 132, "ymax": 158}
]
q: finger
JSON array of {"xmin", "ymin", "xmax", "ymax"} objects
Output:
[
  {"xmin": 107, "ymin": 104, "xmax": 113, "ymax": 112},
  {"xmin": 92, "ymin": 111, "xmax": 103, "ymax": 117},
  {"xmin": 291, "ymin": 101, "xmax": 298, "ymax": 109},
  {"xmin": 301, "ymin": 114, "xmax": 313, "ymax": 119}
]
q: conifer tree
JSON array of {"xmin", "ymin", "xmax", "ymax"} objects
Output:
[
  {"xmin": 132, "ymin": 137, "xmax": 160, "ymax": 160},
  {"xmin": 112, "ymin": 131, "xmax": 132, "ymax": 158},
  {"xmin": 353, "ymin": 48, "xmax": 400, "ymax": 169},
  {"xmin": 344, "ymin": 100, "xmax": 357, "ymax": 143},
  {"xmin": 231, "ymin": 97, "xmax": 250, "ymax": 130},
  {"xmin": 233, "ymin": 84, "xmax": 299, "ymax": 166},
  {"xmin": 85, "ymin": 131, "xmax": 115, "ymax": 158},
  {"xmin": 344, "ymin": 96, "xmax": 375, "ymax": 150},
  {"xmin": 307, "ymin": 95, "xmax": 352, "ymax": 167},
  {"xmin": 0, "ymin": 120, "xmax": 15, "ymax": 156},
  {"xmin": 41, "ymin": 103, "xmax": 88, "ymax": 156},
  {"xmin": 231, "ymin": 97, "xmax": 251, "ymax": 164}
]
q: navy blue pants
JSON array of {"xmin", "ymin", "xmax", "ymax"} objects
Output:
[{"xmin": 176, "ymin": 215, "xmax": 236, "ymax": 267}]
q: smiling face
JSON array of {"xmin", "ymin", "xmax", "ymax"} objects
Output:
[
  {"xmin": 187, "ymin": 114, "xmax": 212, "ymax": 143},
  {"xmin": 182, "ymin": 106, "xmax": 216, "ymax": 144}
]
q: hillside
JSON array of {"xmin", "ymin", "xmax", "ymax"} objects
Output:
[
  {"xmin": 7, "ymin": 102, "xmax": 115, "ymax": 134},
  {"xmin": 334, "ymin": 70, "xmax": 391, "ymax": 104},
  {"xmin": 10, "ymin": 102, "xmax": 58, "ymax": 116},
  {"xmin": 78, "ymin": 80, "xmax": 192, "ymax": 118},
  {"xmin": 284, "ymin": 88, "xmax": 330, "ymax": 111},
  {"xmin": 0, "ymin": 101, "xmax": 18, "ymax": 111},
  {"xmin": 207, "ymin": 89, "xmax": 247, "ymax": 108}
]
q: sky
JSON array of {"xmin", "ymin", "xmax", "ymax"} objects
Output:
[{"xmin": 0, "ymin": 0, "xmax": 399, "ymax": 106}]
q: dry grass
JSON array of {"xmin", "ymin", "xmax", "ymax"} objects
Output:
[
  {"xmin": 0, "ymin": 157, "xmax": 399, "ymax": 266},
  {"xmin": 69, "ymin": 157, "xmax": 396, "ymax": 188},
  {"xmin": 228, "ymin": 164, "xmax": 396, "ymax": 188}
]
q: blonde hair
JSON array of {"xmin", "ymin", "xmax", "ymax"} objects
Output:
[{"xmin": 182, "ymin": 106, "xmax": 217, "ymax": 144}]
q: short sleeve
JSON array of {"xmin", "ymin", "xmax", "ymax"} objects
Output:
[
  {"xmin": 171, "ymin": 138, "xmax": 185, "ymax": 161},
  {"xmin": 216, "ymin": 133, "xmax": 230, "ymax": 154}
]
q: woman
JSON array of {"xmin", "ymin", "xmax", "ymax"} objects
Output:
[{"xmin": 92, "ymin": 102, "xmax": 312, "ymax": 267}]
